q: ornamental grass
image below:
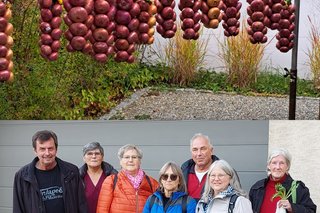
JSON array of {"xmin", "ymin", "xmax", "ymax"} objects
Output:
[{"xmin": 218, "ymin": 21, "xmax": 266, "ymax": 88}]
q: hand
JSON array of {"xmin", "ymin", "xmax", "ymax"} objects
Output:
[{"xmin": 278, "ymin": 199, "xmax": 292, "ymax": 212}]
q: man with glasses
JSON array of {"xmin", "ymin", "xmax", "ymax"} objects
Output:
[
  {"xmin": 13, "ymin": 130, "xmax": 88, "ymax": 213},
  {"xmin": 79, "ymin": 142, "xmax": 117, "ymax": 213},
  {"xmin": 181, "ymin": 133, "xmax": 219, "ymax": 201}
]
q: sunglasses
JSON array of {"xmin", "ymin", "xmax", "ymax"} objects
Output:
[{"xmin": 161, "ymin": 174, "xmax": 178, "ymax": 181}]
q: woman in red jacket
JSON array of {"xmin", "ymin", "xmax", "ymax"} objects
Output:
[{"xmin": 97, "ymin": 144, "xmax": 159, "ymax": 213}]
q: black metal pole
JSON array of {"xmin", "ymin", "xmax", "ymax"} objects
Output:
[{"xmin": 289, "ymin": 0, "xmax": 300, "ymax": 120}]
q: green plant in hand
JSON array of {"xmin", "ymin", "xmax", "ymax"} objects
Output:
[{"xmin": 271, "ymin": 183, "xmax": 299, "ymax": 201}]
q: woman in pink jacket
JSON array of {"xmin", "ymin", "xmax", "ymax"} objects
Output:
[{"xmin": 97, "ymin": 144, "xmax": 159, "ymax": 213}]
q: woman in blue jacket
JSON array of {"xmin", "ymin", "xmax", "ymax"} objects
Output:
[{"xmin": 143, "ymin": 161, "xmax": 197, "ymax": 213}]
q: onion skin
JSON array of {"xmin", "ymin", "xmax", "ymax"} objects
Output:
[
  {"xmin": 0, "ymin": 0, "xmax": 13, "ymax": 80},
  {"xmin": 135, "ymin": 0, "xmax": 157, "ymax": 44},
  {"xmin": 179, "ymin": 0, "xmax": 202, "ymax": 39},
  {"xmin": 155, "ymin": 0, "xmax": 177, "ymax": 38},
  {"xmin": 63, "ymin": 0, "xmax": 94, "ymax": 54},
  {"xmin": 38, "ymin": 0, "xmax": 64, "ymax": 61},
  {"xmin": 222, "ymin": 0, "xmax": 241, "ymax": 36},
  {"xmin": 275, "ymin": 2, "xmax": 295, "ymax": 53},
  {"xmin": 246, "ymin": 0, "xmax": 268, "ymax": 43},
  {"xmin": 0, "ymin": 70, "xmax": 10, "ymax": 82},
  {"xmin": 90, "ymin": 0, "xmax": 116, "ymax": 62}
]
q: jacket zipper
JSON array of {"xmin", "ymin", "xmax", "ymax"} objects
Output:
[{"xmin": 136, "ymin": 190, "xmax": 139, "ymax": 213}]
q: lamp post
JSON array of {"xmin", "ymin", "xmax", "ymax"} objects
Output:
[{"xmin": 288, "ymin": 0, "xmax": 300, "ymax": 120}]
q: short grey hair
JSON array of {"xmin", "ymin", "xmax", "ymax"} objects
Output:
[
  {"xmin": 83, "ymin": 142, "xmax": 104, "ymax": 156},
  {"xmin": 190, "ymin": 133, "xmax": 213, "ymax": 149},
  {"xmin": 267, "ymin": 148, "xmax": 292, "ymax": 170},
  {"xmin": 117, "ymin": 144, "xmax": 143, "ymax": 160},
  {"xmin": 201, "ymin": 159, "xmax": 246, "ymax": 202}
]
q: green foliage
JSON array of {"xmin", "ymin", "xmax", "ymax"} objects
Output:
[
  {"xmin": 271, "ymin": 182, "xmax": 299, "ymax": 201},
  {"xmin": 253, "ymin": 71, "xmax": 290, "ymax": 94},
  {"xmin": 0, "ymin": 51, "xmax": 166, "ymax": 119},
  {"xmin": 252, "ymin": 71, "xmax": 319, "ymax": 97},
  {"xmin": 190, "ymin": 69, "xmax": 229, "ymax": 92},
  {"xmin": 0, "ymin": 0, "xmax": 168, "ymax": 119}
]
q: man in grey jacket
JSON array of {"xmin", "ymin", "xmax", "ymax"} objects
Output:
[{"xmin": 13, "ymin": 130, "xmax": 88, "ymax": 213}]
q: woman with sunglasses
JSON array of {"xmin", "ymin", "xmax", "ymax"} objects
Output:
[
  {"xmin": 97, "ymin": 144, "xmax": 159, "ymax": 213},
  {"xmin": 196, "ymin": 160, "xmax": 253, "ymax": 213},
  {"xmin": 143, "ymin": 161, "xmax": 197, "ymax": 213}
]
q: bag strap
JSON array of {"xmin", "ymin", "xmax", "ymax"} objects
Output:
[
  {"xmin": 149, "ymin": 194, "xmax": 156, "ymax": 210},
  {"xmin": 291, "ymin": 180, "xmax": 297, "ymax": 204},
  {"xmin": 145, "ymin": 174, "xmax": 153, "ymax": 191},
  {"xmin": 228, "ymin": 194, "xmax": 239, "ymax": 213},
  {"xmin": 112, "ymin": 173, "xmax": 118, "ymax": 191},
  {"xmin": 182, "ymin": 195, "xmax": 188, "ymax": 213}
]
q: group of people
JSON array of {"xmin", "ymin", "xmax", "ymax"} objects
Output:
[{"xmin": 13, "ymin": 130, "xmax": 317, "ymax": 213}]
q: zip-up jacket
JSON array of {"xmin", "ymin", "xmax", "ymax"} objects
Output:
[
  {"xmin": 13, "ymin": 157, "xmax": 88, "ymax": 213},
  {"xmin": 181, "ymin": 155, "xmax": 219, "ymax": 186},
  {"xmin": 249, "ymin": 174, "xmax": 317, "ymax": 213},
  {"xmin": 196, "ymin": 194, "xmax": 253, "ymax": 213},
  {"xmin": 142, "ymin": 190, "xmax": 197, "ymax": 213},
  {"xmin": 96, "ymin": 170, "xmax": 159, "ymax": 213},
  {"xmin": 181, "ymin": 155, "xmax": 219, "ymax": 200},
  {"xmin": 79, "ymin": 161, "xmax": 118, "ymax": 187}
]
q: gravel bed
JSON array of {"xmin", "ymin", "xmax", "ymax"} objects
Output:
[{"xmin": 100, "ymin": 88, "xmax": 320, "ymax": 120}]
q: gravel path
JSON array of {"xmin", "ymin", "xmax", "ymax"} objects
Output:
[{"xmin": 100, "ymin": 88, "xmax": 320, "ymax": 120}]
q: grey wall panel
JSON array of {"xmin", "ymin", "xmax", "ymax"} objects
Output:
[
  {"xmin": 214, "ymin": 145, "xmax": 268, "ymax": 171},
  {"xmin": 0, "ymin": 208, "xmax": 11, "ymax": 213},
  {"xmin": 0, "ymin": 188, "xmax": 12, "ymax": 209},
  {"xmin": 0, "ymin": 120, "xmax": 267, "ymax": 146},
  {"xmin": 0, "ymin": 120, "xmax": 268, "ymax": 211},
  {"xmin": 0, "ymin": 168, "xmax": 16, "ymax": 187},
  {"xmin": 0, "ymin": 146, "xmax": 34, "ymax": 167},
  {"xmin": 237, "ymin": 172, "xmax": 267, "ymax": 194}
]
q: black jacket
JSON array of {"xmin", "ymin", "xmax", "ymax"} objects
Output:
[
  {"xmin": 13, "ymin": 157, "xmax": 88, "ymax": 213},
  {"xmin": 79, "ymin": 161, "xmax": 118, "ymax": 187},
  {"xmin": 249, "ymin": 174, "xmax": 317, "ymax": 213}
]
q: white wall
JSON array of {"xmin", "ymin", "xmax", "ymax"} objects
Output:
[
  {"xmin": 146, "ymin": 0, "xmax": 320, "ymax": 79},
  {"xmin": 269, "ymin": 120, "xmax": 320, "ymax": 207}
]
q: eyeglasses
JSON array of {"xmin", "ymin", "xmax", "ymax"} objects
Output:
[
  {"xmin": 122, "ymin": 155, "xmax": 139, "ymax": 160},
  {"xmin": 209, "ymin": 174, "xmax": 229, "ymax": 180},
  {"xmin": 86, "ymin": 152, "xmax": 102, "ymax": 157},
  {"xmin": 161, "ymin": 174, "xmax": 178, "ymax": 181}
]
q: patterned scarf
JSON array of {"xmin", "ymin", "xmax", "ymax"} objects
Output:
[
  {"xmin": 219, "ymin": 185, "xmax": 235, "ymax": 197},
  {"xmin": 126, "ymin": 169, "xmax": 144, "ymax": 189},
  {"xmin": 203, "ymin": 185, "xmax": 235, "ymax": 213},
  {"xmin": 203, "ymin": 192, "xmax": 214, "ymax": 213}
]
